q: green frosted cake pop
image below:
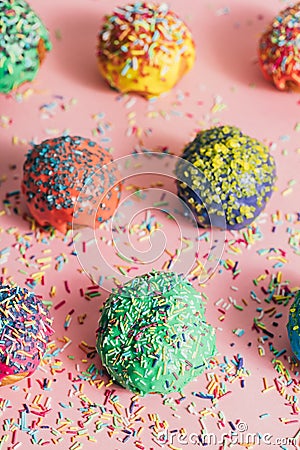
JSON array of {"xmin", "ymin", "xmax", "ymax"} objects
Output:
[
  {"xmin": 96, "ymin": 270, "xmax": 216, "ymax": 395},
  {"xmin": 0, "ymin": 0, "xmax": 51, "ymax": 93}
]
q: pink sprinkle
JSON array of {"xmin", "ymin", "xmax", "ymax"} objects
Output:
[{"xmin": 31, "ymin": 409, "xmax": 52, "ymax": 417}]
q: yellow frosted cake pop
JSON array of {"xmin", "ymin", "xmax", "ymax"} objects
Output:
[{"xmin": 97, "ymin": 2, "xmax": 195, "ymax": 98}]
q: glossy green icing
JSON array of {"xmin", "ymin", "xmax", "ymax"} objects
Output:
[
  {"xmin": 97, "ymin": 270, "xmax": 216, "ymax": 395},
  {"xmin": 0, "ymin": 0, "xmax": 51, "ymax": 93}
]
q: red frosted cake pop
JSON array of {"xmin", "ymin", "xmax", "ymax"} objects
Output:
[{"xmin": 258, "ymin": 3, "xmax": 300, "ymax": 91}]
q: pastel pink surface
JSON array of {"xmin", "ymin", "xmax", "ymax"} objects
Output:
[{"xmin": 0, "ymin": 0, "xmax": 299, "ymax": 449}]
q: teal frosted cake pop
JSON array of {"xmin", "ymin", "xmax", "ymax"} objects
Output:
[{"xmin": 287, "ymin": 291, "xmax": 300, "ymax": 359}]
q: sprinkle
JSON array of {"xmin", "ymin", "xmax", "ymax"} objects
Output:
[
  {"xmin": 54, "ymin": 300, "xmax": 66, "ymax": 310},
  {"xmin": 259, "ymin": 413, "xmax": 270, "ymax": 419}
]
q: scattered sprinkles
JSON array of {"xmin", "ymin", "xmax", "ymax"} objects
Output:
[{"xmin": 0, "ymin": 0, "xmax": 299, "ymax": 448}]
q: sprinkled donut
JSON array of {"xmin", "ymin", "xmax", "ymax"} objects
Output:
[
  {"xmin": 97, "ymin": 2, "xmax": 195, "ymax": 98},
  {"xmin": 176, "ymin": 126, "xmax": 276, "ymax": 230},
  {"xmin": 258, "ymin": 3, "xmax": 300, "ymax": 91},
  {"xmin": 96, "ymin": 270, "xmax": 216, "ymax": 395},
  {"xmin": 0, "ymin": 284, "xmax": 53, "ymax": 386},
  {"xmin": 22, "ymin": 136, "xmax": 122, "ymax": 233},
  {"xmin": 287, "ymin": 291, "xmax": 300, "ymax": 359},
  {"xmin": 0, "ymin": 0, "xmax": 51, "ymax": 94}
]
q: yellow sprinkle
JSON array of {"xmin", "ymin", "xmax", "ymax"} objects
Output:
[
  {"xmin": 95, "ymin": 380, "xmax": 104, "ymax": 390},
  {"xmin": 31, "ymin": 271, "xmax": 45, "ymax": 280},
  {"xmin": 228, "ymin": 244, "xmax": 242, "ymax": 254},
  {"xmin": 277, "ymin": 272, "xmax": 282, "ymax": 283},
  {"xmin": 37, "ymin": 257, "xmax": 52, "ymax": 264},
  {"xmin": 257, "ymin": 274, "xmax": 267, "ymax": 282},
  {"xmin": 23, "ymin": 88, "xmax": 34, "ymax": 99},
  {"xmin": 268, "ymin": 256, "xmax": 288, "ymax": 263},
  {"xmin": 282, "ymin": 187, "xmax": 293, "ymax": 196},
  {"xmin": 137, "ymin": 427, "xmax": 143, "ymax": 436},
  {"xmin": 50, "ymin": 286, "xmax": 56, "ymax": 297}
]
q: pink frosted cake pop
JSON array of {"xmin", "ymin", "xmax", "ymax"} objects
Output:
[{"xmin": 0, "ymin": 284, "xmax": 53, "ymax": 386}]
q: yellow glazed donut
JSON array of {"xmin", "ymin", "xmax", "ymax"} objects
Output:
[{"xmin": 97, "ymin": 2, "xmax": 195, "ymax": 98}]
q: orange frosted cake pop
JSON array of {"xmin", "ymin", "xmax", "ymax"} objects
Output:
[
  {"xmin": 258, "ymin": 3, "xmax": 300, "ymax": 91},
  {"xmin": 22, "ymin": 136, "xmax": 121, "ymax": 233},
  {"xmin": 97, "ymin": 2, "xmax": 195, "ymax": 98}
]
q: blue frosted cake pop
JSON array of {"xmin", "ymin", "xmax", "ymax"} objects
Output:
[{"xmin": 176, "ymin": 126, "xmax": 276, "ymax": 230}]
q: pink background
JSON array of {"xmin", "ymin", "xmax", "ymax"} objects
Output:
[{"xmin": 0, "ymin": 0, "xmax": 299, "ymax": 449}]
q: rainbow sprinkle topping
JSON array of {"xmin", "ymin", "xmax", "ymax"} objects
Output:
[
  {"xmin": 258, "ymin": 3, "xmax": 300, "ymax": 90},
  {"xmin": 0, "ymin": 284, "xmax": 53, "ymax": 383},
  {"xmin": 97, "ymin": 2, "xmax": 195, "ymax": 96}
]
